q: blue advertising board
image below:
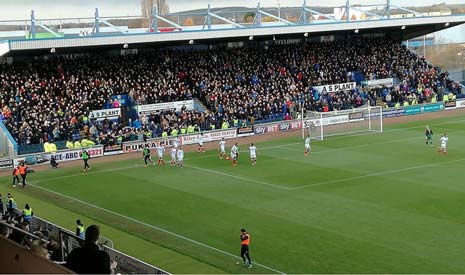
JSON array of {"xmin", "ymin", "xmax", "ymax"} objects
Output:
[
  {"xmin": 404, "ymin": 106, "xmax": 421, "ymax": 115},
  {"xmin": 423, "ymin": 103, "xmax": 444, "ymax": 113}
]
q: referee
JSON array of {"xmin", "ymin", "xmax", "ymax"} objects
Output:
[{"xmin": 240, "ymin": 228, "xmax": 252, "ymax": 268}]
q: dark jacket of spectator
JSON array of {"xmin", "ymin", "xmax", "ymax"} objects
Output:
[{"xmin": 65, "ymin": 225, "xmax": 112, "ymax": 274}]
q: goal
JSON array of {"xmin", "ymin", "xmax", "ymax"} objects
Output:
[{"xmin": 301, "ymin": 106, "xmax": 383, "ymax": 140}]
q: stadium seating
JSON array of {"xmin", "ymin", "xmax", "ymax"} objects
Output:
[{"xmin": 0, "ymin": 38, "xmax": 461, "ymax": 149}]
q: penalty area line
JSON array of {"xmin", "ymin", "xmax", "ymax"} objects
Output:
[{"xmin": 26, "ymin": 183, "xmax": 287, "ymax": 274}]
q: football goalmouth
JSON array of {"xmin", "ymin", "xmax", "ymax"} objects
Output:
[{"xmin": 302, "ymin": 106, "xmax": 383, "ymax": 140}]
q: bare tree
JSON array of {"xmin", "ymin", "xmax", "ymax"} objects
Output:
[{"xmin": 141, "ymin": 0, "xmax": 170, "ymax": 28}]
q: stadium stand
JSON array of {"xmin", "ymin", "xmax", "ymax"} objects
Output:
[{"xmin": 0, "ymin": 38, "xmax": 461, "ymax": 153}]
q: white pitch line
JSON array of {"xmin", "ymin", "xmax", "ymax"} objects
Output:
[
  {"xmin": 290, "ymin": 157, "xmax": 465, "ymax": 190},
  {"xmin": 186, "ymin": 118, "xmax": 465, "ymax": 161},
  {"xmin": 184, "ymin": 165, "xmax": 291, "ymax": 190},
  {"xmin": 35, "ymin": 164, "xmax": 141, "ymax": 183},
  {"xmin": 275, "ymin": 129, "xmax": 465, "ymax": 154},
  {"xmin": 27, "ymin": 183, "xmax": 286, "ymax": 275}
]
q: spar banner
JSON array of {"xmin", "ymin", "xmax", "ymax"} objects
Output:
[
  {"xmin": 237, "ymin": 126, "xmax": 254, "ymax": 137},
  {"xmin": 181, "ymin": 129, "xmax": 237, "ymax": 145},
  {"xmin": 89, "ymin": 108, "xmax": 121, "ymax": 121},
  {"xmin": 103, "ymin": 144, "xmax": 123, "ymax": 156},
  {"xmin": 445, "ymin": 100, "xmax": 456, "ymax": 109},
  {"xmin": 348, "ymin": 111, "xmax": 364, "ymax": 122},
  {"xmin": 122, "ymin": 137, "xmax": 175, "ymax": 153},
  {"xmin": 313, "ymin": 82, "xmax": 356, "ymax": 93},
  {"xmin": 0, "ymin": 158, "xmax": 13, "ymax": 169},
  {"xmin": 457, "ymin": 98, "xmax": 465, "ymax": 109},
  {"xmin": 362, "ymin": 78, "xmax": 394, "ymax": 88},
  {"xmin": 137, "ymin": 100, "xmax": 194, "ymax": 115},
  {"xmin": 49, "ymin": 146, "xmax": 104, "ymax": 162}
]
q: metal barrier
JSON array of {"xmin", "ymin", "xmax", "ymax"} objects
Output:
[{"xmin": 4, "ymin": 208, "xmax": 168, "ymax": 274}]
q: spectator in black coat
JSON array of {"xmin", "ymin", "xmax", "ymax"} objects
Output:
[{"xmin": 65, "ymin": 224, "xmax": 117, "ymax": 274}]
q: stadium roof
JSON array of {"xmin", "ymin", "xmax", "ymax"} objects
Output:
[{"xmin": 0, "ymin": 2, "xmax": 464, "ymax": 57}]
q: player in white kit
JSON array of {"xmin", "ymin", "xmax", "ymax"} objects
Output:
[
  {"xmin": 437, "ymin": 133, "xmax": 448, "ymax": 156},
  {"xmin": 157, "ymin": 143, "xmax": 166, "ymax": 165},
  {"xmin": 219, "ymin": 138, "xmax": 227, "ymax": 159},
  {"xmin": 173, "ymin": 137, "xmax": 180, "ymax": 149},
  {"xmin": 170, "ymin": 148, "xmax": 177, "ymax": 167},
  {"xmin": 231, "ymin": 143, "xmax": 239, "ymax": 167},
  {"xmin": 198, "ymin": 133, "xmax": 205, "ymax": 154},
  {"xmin": 177, "ymin": 147, "xmax": 184, "ymax": 168},
  {"xmin": 249, "ymin": 143, "xmax": 257, "ymax": 166},
  {"xmin": 304, "ymin": 135, "xmax": 312, "ymax": 157}
]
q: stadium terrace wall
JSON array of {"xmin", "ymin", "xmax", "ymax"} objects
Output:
[{"xmin": 1, "ymin": 101, "xmax": 457, "ymax": 172}]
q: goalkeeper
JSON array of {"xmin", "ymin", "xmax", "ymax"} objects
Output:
[{"xmin": 425, "ymin": 126, "xmax": 433, "ymax": 147}]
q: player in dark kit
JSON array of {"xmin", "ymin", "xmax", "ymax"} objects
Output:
[
  {"xmin": 143, "ymin": 145, "xmax": 154, "ymax": 167},
  {"xmin": 240, "ymin": 229, "xmax": 252, "ymax": 268},
  {"xmin": 425, "ymin": 126, "xmax": 433, "ymax": 147}
]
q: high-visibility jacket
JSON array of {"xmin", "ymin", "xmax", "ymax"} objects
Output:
[
  {"xmin": 7, "ymin": 197, "xmax": 15, "ymax": 209},
  {"xmin": 241, "ymin": 233, "xmax": 250, "ymax": 246},
  {"xmin": 82, "ymin": 151, "xmax": 90, "ymax": 160},
  {"xmin": 19, "ymin": 165, "xmax": 27, "ymax": 175},
  {"xmin": 13, "ymin": 168, "xmax": 19, "ymax": 176},
  {"xmin": 74, "ymin": 141, "xmax": 82, "ymax": 148},
  {"xmin": 77, "ymin": 225, "xmax": 85, "ymax": 238},
  {"xmin": 23, "ymin": 208, "xmax": 33, "ymax": 220},
  {"xmin": 171, "ymin": 129, "xmax": 179, "ymax": 137},
  {"xmin": 50, "ymin": 143, "xmax": 57, "ymax": 152},
  {"xmin": 66, "ymin": 141, "xmax": 74, "ymax": 149},
  {"xmin": 43, "ymin": 142, "xmax": 50, "ymax": 153}
]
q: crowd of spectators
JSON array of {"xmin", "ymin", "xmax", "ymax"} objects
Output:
[
  {"xmin": 0, "ymin": 193, "xmax": 63, "ymax": 262},
  {"xmin": 0, "ymin": 38, "xmax": 462, "ymax": 147},
  {"xmin": 0, "ymin": 193, "xmax": 116, "ymax": 273}
]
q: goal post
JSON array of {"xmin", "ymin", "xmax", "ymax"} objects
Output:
[{"xmin": 302, "ymin": 106, "xmax": 383, "ymax": 140}]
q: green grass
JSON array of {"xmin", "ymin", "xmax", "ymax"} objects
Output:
[{"xmin": 2, "ymin": 115, "xmax": 465, "ymax": 274}]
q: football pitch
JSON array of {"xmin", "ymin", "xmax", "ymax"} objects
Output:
[{"xmin": 2, "ymin": 114, "xmax": 465, "ymax": 274}]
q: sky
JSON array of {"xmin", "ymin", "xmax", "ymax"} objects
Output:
[{"xmin": 1, "ymin": 0, "xmax": 465, "ymax": 19}]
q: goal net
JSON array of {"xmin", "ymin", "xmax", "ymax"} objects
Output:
[{"xmin": 302, "ymin": 106, "xmax": 383, "ymax": 140}]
